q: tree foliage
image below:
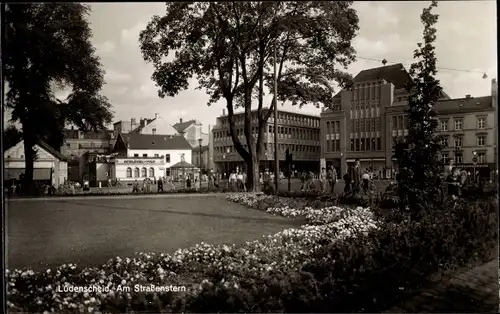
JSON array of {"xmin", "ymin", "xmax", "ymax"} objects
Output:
[
  {"xmin": 394, "ymin": 0, "xmax": 444, "ymax": 214},
  {"xmin": 3, "ymin": 125, "xmax": 22, "ymax": 152},
  {"xmin": 140, "ymin": 1, "xmax": 359, "ymax": 191},
  {"xmin": 4, "ymin": 3, "xmax": 113, "ymax": 193}
]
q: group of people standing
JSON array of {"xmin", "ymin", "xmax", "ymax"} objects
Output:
[{"xmin": 228, "ymin": 169, "xmax": 247, "ymax": 192}]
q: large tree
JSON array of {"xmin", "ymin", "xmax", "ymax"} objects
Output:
[
  {"xmin": 3, "ymin": 125, "xmax": 22, "ymax": 152},
  {"xmin": 140, "ymin": 1, "xmax": 358, "ymax": 191},
  {"xmin": 394, "ymin": 0, "xmax": 444, "ymax": 214},
  {"xmin": 4, "ymin": 3, "xmax": 113, "ymax": 194}
]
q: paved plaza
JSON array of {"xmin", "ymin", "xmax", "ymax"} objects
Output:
[{"xmin": 6, "ymin": 195, "xmax": 302, "ymax": 271}]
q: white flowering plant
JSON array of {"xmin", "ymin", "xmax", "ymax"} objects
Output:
[{"xmin": 7, "ymin": 192, "xmax": 381, "ymax": 313}]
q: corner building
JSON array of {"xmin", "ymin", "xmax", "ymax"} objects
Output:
[
  {"xmin": 212, "ymin": 109, "xmax": 321, "ymax": 174},
  {"xmin": 321, "ymin": 64, "xmax": 497, "ymax": 179}
]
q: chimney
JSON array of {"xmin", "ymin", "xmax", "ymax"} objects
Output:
[
  {"xmin": 465, "ymin": 94, "xmax": 471, "ymax": 99},
  {"xmin": 155, "ymin": 113, "xmax": 158, "ymax": 119},
  {"xmin": 131, "ymin": 118, "xmax": 137, "ymax": 131},
  {"xmin": 180, "ymin": 118, "xmax": 183, "ymax": 123},
  {"xmin": 141, "ymin": 118, "xmax": 147, "ymax": 128}
]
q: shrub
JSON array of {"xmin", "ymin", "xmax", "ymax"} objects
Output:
[{"xmin": 291, "ymin": 198, "xmax": 498, "ymax": 312}]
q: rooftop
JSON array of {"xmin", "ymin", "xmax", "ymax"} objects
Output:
[
  {"xmin": 218, "ymin": 108, "xmax": 321, "ymax": 119},
  {"xmin": 435, "ymin": 95, "xmax": 493, "ymax": 113},
  {"xmin": 172, "ymin": 119, "xmax": 198, "ymax": 133},
  {"xmin": 334, "ymin": 63, "xmax": 450, "ymax": 100},
  {"xmin": 119, "ymin": 133, "xmax": 192, "ymax": 150}
]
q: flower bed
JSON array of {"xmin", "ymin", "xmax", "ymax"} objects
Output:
[
  {"xmin": 7, "ymin": 199, "xmax": 379, "ymax": 313},
  {"xmin": 8, "ymin": 193, "xmax": 496, "ymax": 313}
]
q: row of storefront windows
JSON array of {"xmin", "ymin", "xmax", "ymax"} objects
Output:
[{"xmin": 126, "ymin": 167, "xmax": 155, "ymax": 178}]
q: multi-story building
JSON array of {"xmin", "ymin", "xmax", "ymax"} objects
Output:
[
  {"xmin": 61, "ymin": 128, "xmax": 115, "ymax": 181},
  {"xmin": 212, "ymin": 109, "xmax": 321, "ymax": 174},
  {"xmin": 321, "ymin": 63, "xmax": 497, "ymax": 179}
]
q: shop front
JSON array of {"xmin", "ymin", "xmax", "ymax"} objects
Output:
[{"xmin": 111, "ymin": 157, "xmax": 166, "ymax": 185}]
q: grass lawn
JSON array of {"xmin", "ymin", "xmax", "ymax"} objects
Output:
[{"xmin": 7, "ymin": 195, "xmax": 303, "ymax": 271}]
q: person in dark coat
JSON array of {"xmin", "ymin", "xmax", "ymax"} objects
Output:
[
  {"xmin": 157, "ymin": 178, "xmax": 164, "ymax": 192},
  {"xmin": 350, "ymin": 159, "xmax": 362, "ymax": 196},
  {"xmin": 343, "ymin": 171, "xmax": 351, "ymax": 194}
]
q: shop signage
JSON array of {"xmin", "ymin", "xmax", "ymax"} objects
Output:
[{"xmin": 123, "ymin": 159, "xmax": 156, "ymax": 164}]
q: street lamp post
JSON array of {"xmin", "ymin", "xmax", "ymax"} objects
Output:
[
  {"xmin": 198, "ymin": 138, "xmax": 203, "ymax": 182},
  {"xmin": 472, "ymin": 151, "xmax": 478, "ymax": 183}
]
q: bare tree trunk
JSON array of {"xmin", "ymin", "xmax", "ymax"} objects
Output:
[
  {"xmin": 245, "ymin": 153, "xmax": 261, "ymax": 192},
  {"xmin": 22, "ymin": 130, "xmax": 36, "ymax": 196}
]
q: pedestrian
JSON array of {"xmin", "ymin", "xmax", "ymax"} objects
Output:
[
  {"xmin": 327, "ymin": 165, "xmax": 337, "ymax": 194},
  {"xmin": 350, "ymin": 159, "xmax": 362, "ymax": 197},
  {"xmin": 236, "ymin": 171, "xmax": 244, "ymax": 191},
  {"xmin": 319, "ymin": 167, "xmax": 327, "ymax": 192},
  {"xmin": 343, "ymin": 170, "xmax": 351, "ymax": 194},
  {"xmin": 132, "ymin": 179, "xmax": 139, "ymax": 193},
  {"xmin": 300, "ymin": 172, "xmax": 307, "ymax": 191},
  {"xmin": 186, "ymin": 175, "xmax": 192, "ymax": 189},
  {"xmin": 362, "ymin": 170, "xmax": 370, "ymax": 195},
  {"xmin": 229, "ymin": 171, "xmax": 237, "ymax": 190},
  {"xmin": 242, "ymin": 171, "xmax": 247, "ymax": 192},
  {"xmin": 157, "ymin": 178, "xmax": 164, "ymax": 193},
  {"xmin": 208, "ymin": 170, "xmax": 214, "ymax": 189}
]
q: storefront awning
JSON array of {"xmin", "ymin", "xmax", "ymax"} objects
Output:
[{"xmin": 4, "ymin": 168, "xmax": 51, "ymax": 180}]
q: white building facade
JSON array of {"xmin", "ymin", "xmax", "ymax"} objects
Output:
[
  {"xmin": 4, "ymin": 140, "xmax": 68, "ymax": 187},
  {"xmin": 110, "ymin": 133, "xmax": 192, "ymax": 184}
]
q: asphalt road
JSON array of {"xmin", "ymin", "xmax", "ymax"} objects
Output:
[{"xmin": 6, "ymin": 195, "xmax": 302, "ymax": 271}]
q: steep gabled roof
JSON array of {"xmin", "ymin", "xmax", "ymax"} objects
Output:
[
  {"xmin": 172, "ymin": 120, "xmax": 197, "ymax": 133},
  {"xmin": 37, "ymin": 140, "xmax": 68, "ymax": 161},
  {"xmin": 5, "ymin": 139, "xmax": 68, "ymax": 161},
  {"xmin": 118, "ymin": 133, "xmax": 192, "ymax": 150}
]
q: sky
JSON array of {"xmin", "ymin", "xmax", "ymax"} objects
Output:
[{"xmin": 5, "ymin": 1, "xmax": 498, "ymax": 131}]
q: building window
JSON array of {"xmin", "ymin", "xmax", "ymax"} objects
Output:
[
  {"xmin": 454, "ymin": 153, "xmax": 463, "ymax": 164},
  {"xmin": 350, "ymin": 139, "xmax": 354, "ymax": 151},
  {"xmin": 441, "ymin": 153, "xmax": 449, "ymax": 164},
  {"xmin": 477, "ymin": 117, "xmax": 485, "ymax": 129},
  {"xmin": 154, "ymin": 153, "xmax": 159, "ymax": 157},
  {"xmin": 377, "ymin": 138, "xmax": 381, "ymax": 151},
  {"xmin": 477, "ymin": 152, "xmax": 486, "ymax": 163},
  {"xmin": 134, "ymin": 154, "xmax": 139, "ymax": 157},
  {"xmin": 134, "ymin": 168, "xmax": 140, "ymax": 177},
  {"xmin": 149, "ymin": 167, "xmax": 155, "ymax": 177},
  {"xmin": 477, "ymin": 136, "xmax": 485, "ymax": 146},
  {"xmin": 440, "ymin": 120, "xmax": 448, "ymax": 131},
  {"xmin": 440, "ymin": 137, "xmax": 448, "ymax": 147},
  {"xmin": 166, "ymin": 154, "xmax": 171, "ymax": 163},
  {"xmin": 141, "ymin": 167, "xmax": 147, "ymax": 177},
  {"xmin": 454, "ymin": 119, "xmax": 462, "ymax": 130},
  {"xmin": 142, "ymin": 154, "xmax": 147, "ymax": 157},
  {"xmin": 152, "ymin": 128, "xmax": 157, "ymax": 135},
  {"xmin": 454, "ymin": 137, "xmax": 463, "ymax": 147},
  {"xmin": 126, "ymin": 167, "xmax": 132, "ymax": 178}
]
